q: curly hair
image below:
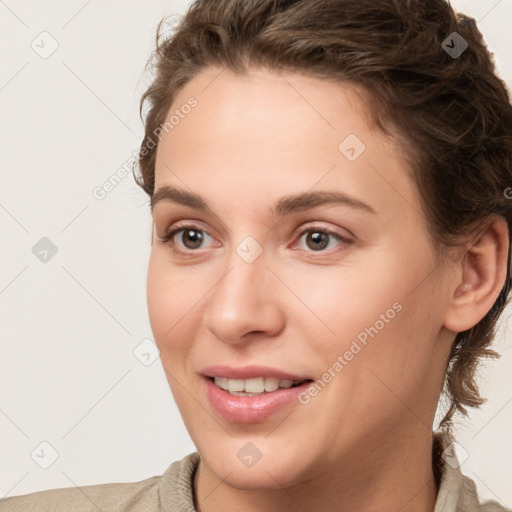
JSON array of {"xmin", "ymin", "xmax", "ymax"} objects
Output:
[{"xmin": 134, "ymin": 0, "xmax": 512, "ymax": 437}]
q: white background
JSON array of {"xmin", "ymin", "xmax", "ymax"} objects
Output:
[{"xmin": 0, "ymin": 0, "xmax": 511, "ymax": 507}]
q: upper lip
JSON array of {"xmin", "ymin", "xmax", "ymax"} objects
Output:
[{"xmin": 201, "ymin": 365, "xmax": 312, "ymax": 381}]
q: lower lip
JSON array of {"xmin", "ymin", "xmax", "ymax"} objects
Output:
[{"xmin": 203, "ymin": 377, "xmax": 312, "ymax": 423}]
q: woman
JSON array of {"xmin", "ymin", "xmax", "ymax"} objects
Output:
[{"xmin": 2, "ymin": 0, "xmax": 511, "ymax": 510}]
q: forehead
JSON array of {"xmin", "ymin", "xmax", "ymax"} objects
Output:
[
  {"xmin": 153, "ymin": 66, "xmax": 421, "ymax": 221},
  {"xmin": 158, "ymin": 66, "xmax": 376, "ymax": 154}
]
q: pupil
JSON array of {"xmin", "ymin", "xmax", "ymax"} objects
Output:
[
  {"xmin": 183, "ymin": 229, "xmax": 203, "ymax": 249},
  {"xmin": 307, "ymin": 231, "xmax": 328, "ymax": 250}
]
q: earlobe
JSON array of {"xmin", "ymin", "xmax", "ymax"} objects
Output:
[{"xmin": 444, "ymin": 216, "xmax": 509, "ymax": 333}]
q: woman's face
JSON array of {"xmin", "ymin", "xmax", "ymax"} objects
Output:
[{"xmin": 147, "ymin": 67, "xmax": 455, "ymax": 488}]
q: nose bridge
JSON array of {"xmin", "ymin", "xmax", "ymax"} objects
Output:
[
  {"xmin": 217, "ymin": 233, "xmax": 269, "ymax": 299},
  {"xmin": 215, "ymin": 243, "xmax": 270, "ymax": 315},
  {"xmin": 203, "ymin": 236, "xmax": 284, "ymax": 342}
]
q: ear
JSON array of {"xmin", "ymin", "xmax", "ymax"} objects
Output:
[{"xmin": 443, "ymin": 216, "xmax": 510, "ymax": 333}]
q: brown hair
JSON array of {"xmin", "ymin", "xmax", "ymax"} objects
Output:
[{"xmin": 135, "ymin": 0, "xmax": 512, "ymax": 435}]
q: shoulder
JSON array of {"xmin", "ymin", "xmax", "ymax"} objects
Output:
[
  {"xmin": 458, "ymin": 472, "xmax": 512, "ymax": 512},
  {"xmin": 433, "ymin": 431, "xmax": 511, "ymax": 512},
  {"xmin": 0, "ymin": 476, "xmax": 161, "ymax": 512},
  {"xmin": 0, "ymin": 452, "xmax": 200, "ymax": 512}
]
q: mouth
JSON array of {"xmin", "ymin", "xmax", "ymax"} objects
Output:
[
  {"xmin": 209, "ymin": 376, "xmax": 312, "ymax": 397},
  {"xmin": 200, "ymin": 365, "xmax": 315, "ymax": 422},
  {"xmin": 201, "ymin": 367, "xmax": 315, "ymax": 423}
]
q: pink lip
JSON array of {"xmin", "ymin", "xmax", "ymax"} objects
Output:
[
  {"xmin": 203, "ymin": 377, "xmax": 312, "ymax": 423},
  {"xmin": 201, "ymin": 364, "xmax": 310, "ymax": 381}
]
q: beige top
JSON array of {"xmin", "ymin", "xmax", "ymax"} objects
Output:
[{"xmin": 1, "ymin": 432, "xmax": 510, "ymax": 512}]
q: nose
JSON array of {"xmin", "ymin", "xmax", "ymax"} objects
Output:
[{"xmin": 202, "ymin": 250, "xmax": 286, "ymax": 346}]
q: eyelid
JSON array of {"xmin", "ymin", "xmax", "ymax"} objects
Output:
[
  {"xmin": 157, "ymin": 220, "xmax": 353, "ymax": 255},
  {"xmin": 291, "ymin": 222, "xmax": 353, "ymax": 243},
  {"xmin": 290, "ymin": 224, "xmax": 353, "ymax": 253},
  {"xmin": 159, "ymin": 222, "xmax": 218, "ymax": 247}
]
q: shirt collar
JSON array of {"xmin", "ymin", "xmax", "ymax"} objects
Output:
[
  {"xmin": 159, "ymin": 431, "xmax": 480, "ymax": 512},
  {"xmin": 160, "ymin": 450, "xmax": 199, "ymax": 512},
  {"xmin": 433, "ymin": 429, "xmax": 466, "ymax": 512}
]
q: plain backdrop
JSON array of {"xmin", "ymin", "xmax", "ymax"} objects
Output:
[{"xmin": 0, "ymin": 0, "xmax": 511, "ymax": 507}]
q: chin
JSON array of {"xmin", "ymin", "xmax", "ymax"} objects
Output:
[
  {"xmin": 199, "ymin": 439, "xmax": 311, "ymax": 490},
  {"xmin": 211, "ymin": 458, "xmax": 302, "ymax": 490}
]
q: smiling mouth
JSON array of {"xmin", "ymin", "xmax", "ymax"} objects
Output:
[{"xmin": 210, "ymin": 376, "xmax": 313, "ymax": 396}]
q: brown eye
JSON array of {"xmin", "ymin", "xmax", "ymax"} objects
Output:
[
  {"xmin": 305, "ymin": 231, "xmax": 330, "ymax": 251},
  {"xmin": 294, "ymin": 226, "xmax": 351, "ymax": 254},
  {"xmin": 180, "ymin": 229, "xmax": 204, "ymax": 249},
  {"xmin": 159, "ymin": 225, "xmax": 215, "ymax": 254}
]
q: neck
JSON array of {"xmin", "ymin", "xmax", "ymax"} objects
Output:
[{"xmin": 193, "ymin": 427, "xmax": 439, "ymax": 512}]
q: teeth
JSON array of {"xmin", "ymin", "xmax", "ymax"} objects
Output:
[
  {"xmin": 227, "ymin": 378, "xmax": 244, "ymax": 391},
  {"xmin": 245, "ymin": 377, "xmax": 264, "ymax": 393},
  {"xmin": 264, "ymin": 377, "xmax": 280, "ymax": 392},
  {"xmin": 213, "ymin": 376, "xmax": 304, "ymax": 394}
]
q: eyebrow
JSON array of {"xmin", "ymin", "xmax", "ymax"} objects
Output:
[{"xmin": 150, "ymin": 185, "xmax": 376, "ymax": 216}]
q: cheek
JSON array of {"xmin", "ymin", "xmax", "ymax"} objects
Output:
[
  {"xmin": 289, "ymin": 258, "xmax": 400, "ymax": 340},
  {"xmin": 296, "ymin": 248, "xmax": 437, "ymax": 374},
  {"xmin": 146, "ymin": 254, "xmax": 171, "ymax": 342},
  {"xmin": 146, "ymin": 251, "xmax": 198, "ymax": 357}
]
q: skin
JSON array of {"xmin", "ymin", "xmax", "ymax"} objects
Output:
[{"xmin": 146, "ymin": 66, "xmax": 509, "ymax": 512}]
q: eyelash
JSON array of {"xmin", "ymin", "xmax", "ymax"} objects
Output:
[{"xmin": 157, "ymin": 223, "xmax": 352, "ymax": 257}]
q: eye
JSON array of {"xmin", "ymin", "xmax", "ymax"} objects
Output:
[
  {"xmin": 157, "ymin": 224, "xmax": 217, "ymax": 254},
  {"xmin": 156, "ymin": 223, "xmax": 352, "ymax": 256},
  {"xmin": 293, "ymin": 226, "xmax": 352, "ymax": 253}
]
